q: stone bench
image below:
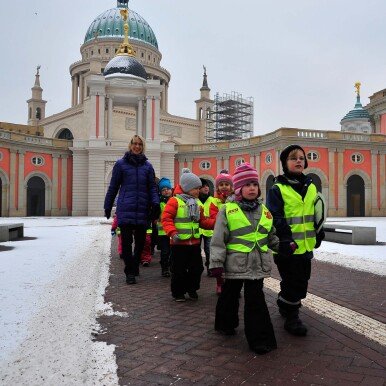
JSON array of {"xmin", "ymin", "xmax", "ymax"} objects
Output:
[
  {"xmin": 324, "ymin": 223, "xmax": 376, "ymax": 245},
  {"xmin": 0, "ymin": 223, "xmax": 24, "ymax": 242}
]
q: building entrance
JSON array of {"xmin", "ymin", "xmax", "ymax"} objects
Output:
[
  {"xmin": 347, "ymin": 175, "xmax": 365, "ymax": 216},
  {"xmin": 27, "ymin": 176, "xmax": 45, "ymax": 216}
]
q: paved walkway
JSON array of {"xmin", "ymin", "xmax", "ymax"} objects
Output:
[{"xmin": 95, "ymin": 240, "xmax": 386, "ymax": 385}]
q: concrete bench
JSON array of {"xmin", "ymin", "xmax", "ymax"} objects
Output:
[
  {"xmin": 0, "ymin": 223, "xmax": 24, "ymax": 242},
  {"xmin": 324, "ymin": 223, "xmax": 376, "ymax": 245}
]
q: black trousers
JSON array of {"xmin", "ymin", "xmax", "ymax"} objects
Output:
[
  {"xmin": 120, "ymin": 224, "xmax": 147, "ymax": 276},
  {"xmin": 170, "ymin": 245, "xmax": 203, "ymax": 297},
  {"xmin": 274, "ymin": 254, "xmax": 312, "ymax": 310},
  {"xmin": 215, "ymin": 279, "xmax": 277, "ymax": 349},
  {"xmin": 158, "ymin": 235, "xmax": 171, "ymax": 269},
  {"xmin": 202, "ymin": 235, "xmax": 211, "ymax": 267}
]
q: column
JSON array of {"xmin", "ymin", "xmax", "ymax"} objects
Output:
[
  {"xmin": 90, "ymin": 93, "xmax": 97, "ymax": 138},
  {"xmin": 61, "ymin": 155, "xmax": 68, "ymax": 215},
  {"xmin": 137, "ymin": 98, "xmax": 143, "ymax": 136},
  {"xmin": 52, "ymin": 154, "xmax": 59, "ymax": 215},
  {"xmin": 74, "ymin": 75, "xmax": 79, "ymax": 105},
  {"xmin": 145, "ymin": 96, "xmax": 153, "ymax": 140},
  {"xmin": 79, "ymin": 74, "xmax": 85, "ymax": 103},
  {"xmin": 107, "ymin": 96, "xmax": 113, "ymax": 139},
  {"xmin": 328, "ymin": 148, "xmax": 336, "ymax": 215},
  {"xmin": 9, "ymin": 149, "xmax": 17, "ymax": 215},
  {"xmin": 98, "ymin": 94, "xmax": 105, "ymax": 139},
  {"xmin": 165, "ymin": 83, "xmax": 169, "ymax": 112},
  {"xmin": 337, "ymin": 149, "xmax": 344, "ymax": 214},
  {"xmin": 153, "ymin": 96, "xmax": 160, "ymax": 141},
  {"xmin": 71, "ymin": 76, "xmax": 76, "ymax": 107},
  {"xmin": 255, "ymin": 153, "xmax": 261, "ymax": 176},
  {"xmin": 17, "ymin": 150, "xmax": 25, "ymax": 215}
]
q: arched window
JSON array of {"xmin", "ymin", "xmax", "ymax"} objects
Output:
[
  {"xmin": 29, "ymin": 107, "xmax": 32, "ymax": 119},
  {"xmin": 206, "ymin": 108, "xmax": 211, "ymax": 119},
  {"xmin": 35, "ymin": 107, "xmax": 41, "ymax": 120},
  {"xmin": 57, "ymin": 128, "xmax": 74, "ymax": 140}
]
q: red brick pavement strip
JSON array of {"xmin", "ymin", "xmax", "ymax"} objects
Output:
[{"xmin": 94, "ymin": 240, "xmax": 386, "ymax": 385}]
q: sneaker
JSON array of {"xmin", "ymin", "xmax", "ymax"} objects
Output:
[
  {"xmin": 187, "ymin": 291, "xmax": 198, "ymax": 300},
  {"xmin": 142, "ymin": 262, "xmax": 150, "ymax": 267},
  {"xmin": 126, "ymin": 275, "xmax": 136, "ymax": 285},
  {"xmin": 174, "ymin": 295, "xmax": 186, "ymax": 302},
  {"xmin": 216, "ymin": 285, "xmax": 222, "ymax": 295}
]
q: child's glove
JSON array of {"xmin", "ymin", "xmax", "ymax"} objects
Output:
[
  {"xmin": 105, "ymin": 209, "xmax": 111, "ymax": 220},
  {"xmin": 278, "ymin": 241, "xmax": 297, "ymax": 257},
  {"xmin": 315, "ymin": 229, "xmax": 325, "ymax": 249},
  {"xmin": 111, "ymin": 229, "xmax": 116, "ymax": 236},
  {"xmin": 210, "ymin": 267, "xmax": 224, "ymax": 279},
  {"xmin": 172, "ymin": 234, "xmax": 180, "ymax": 243}
]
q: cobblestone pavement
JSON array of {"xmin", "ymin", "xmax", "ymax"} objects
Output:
[{"xmin": 95, "ymin": 240, "xmax": 386, "ymax": 385}]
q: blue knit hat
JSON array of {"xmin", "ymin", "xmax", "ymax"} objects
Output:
[{"xmin": 158, "ymin": 177, "xmax": 172, "ymax": 192}]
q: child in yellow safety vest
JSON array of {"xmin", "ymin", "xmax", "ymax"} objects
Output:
[
  {"xmin": 266, "ymin": 144, "xmax": 325, "ymax": 337},
  {"xmin": 162, "ymin": 168, "xmax": 215, "ymax": 302},
  {"xmin": 204, "ymin": 170, "xmax": 234, "ymax": 295},
  {"xmin": 157, "ymin": 177, "xmax": 173, "ymax": 277},
  {"xmin": 209, "ymin": 162, "xmax": 279, "ymax": 355}
]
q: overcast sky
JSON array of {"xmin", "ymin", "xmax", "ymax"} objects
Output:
[{"xmin": 1, "ymin": 0, "xmax": 385, "ymax": 135}]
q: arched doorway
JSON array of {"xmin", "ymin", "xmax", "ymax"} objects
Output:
[
  {"xmin": 27, "ymin": 176, "xmax": 45, "ymax": 216},
  {"xmin": 265, "ymin": 175, "xmax": 275, "ymax": 199},
  {"xmin": 347, "ymin": 175, "xmax": 365, "ymax": 217},
  {"xmin": 307, "ymin": 173, "xmax": 322, "ymax": 193}
]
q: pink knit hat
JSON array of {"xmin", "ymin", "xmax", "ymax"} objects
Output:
[
  {"xmin": 232, "ymin": 163, "xmax": 260, "ymax": 198},
  {"xmin": 215, "ymin": 169, "xmax": 233, "ymax": 189}
]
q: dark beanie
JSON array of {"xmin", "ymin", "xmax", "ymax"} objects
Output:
[
  {"xmin": 280, "ymin": 144, "xmax": 308, "ymax": 173},
  {"xmin": 199, "ymin": 178, "xmax": 209, "ymax": 187}
]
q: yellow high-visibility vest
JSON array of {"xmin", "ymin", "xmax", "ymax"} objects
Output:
[
  {"xmin": 275, "ymin": 183, "xmax": 317, "ymax": 254},
  {"xmin": 225, "ymin": 202, "xmax": 273, "ymax": 253},
  {"xmin": 174, "ymin": 196, "xmax": 202, "ymax": 240},
  {"xmin": 201, "ymin": 196, "xmax": 223, "ymax": 237},
  {"xmin": 157, "ymin": 202, "xmax": 167, "ymax": 236}
]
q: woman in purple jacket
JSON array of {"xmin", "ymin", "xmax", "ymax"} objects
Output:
[{"xmin": 104, "ymin": 134, "xmax": 160, "ymax": 284}]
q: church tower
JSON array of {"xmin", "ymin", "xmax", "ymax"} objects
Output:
[
  {"xmin": 195, "ymin": 66, "xmax": 213, "ymax": 143},
  {"xmin": 27, "ymin": 66, "xmax": 47, "ymax": 126}
]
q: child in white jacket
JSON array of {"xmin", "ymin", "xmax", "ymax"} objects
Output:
[{"xmin": 210, "ymin": 163, "xmax": 279, "ymax": 355}]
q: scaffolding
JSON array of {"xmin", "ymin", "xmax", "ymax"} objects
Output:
[{"xmin": 206, "ymin": 92, "xmax": 254, "ymax": 142}]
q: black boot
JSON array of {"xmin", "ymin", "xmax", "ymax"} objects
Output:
[
  {"xmin": 284, "ymin": 311, "xmax": 307, "ymax": 336},
  {"xmin": 161, "ymin": 267, "xmax": 170, "ymax": 277},
  {"xmin": 126, "ymin": 275, "xmax": 136, "ymax": 285}
]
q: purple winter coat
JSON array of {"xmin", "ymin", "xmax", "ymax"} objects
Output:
[{"xmin": 104, "ymin": 152, "xmax": 159, "ymax": 227}]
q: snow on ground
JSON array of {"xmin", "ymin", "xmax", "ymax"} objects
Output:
[
  {"xmin": 0, "ymin": 217, "xmax": 118, "ymax": 385},
  {"xmin": 314, "ymin": 217, "xmax": 386, "ymax": 276},
  {"xmin": 0, "ymin": 216, "xmax": 385, "ymax": 384}
]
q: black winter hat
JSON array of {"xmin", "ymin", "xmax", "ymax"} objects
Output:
[
  {"xmin": 199, "ymin": 178, "xmax": 209, "ymax": 187},
  {"xmin": 280, "ymin": 144, "xmax": 308, "ymax": 172}
]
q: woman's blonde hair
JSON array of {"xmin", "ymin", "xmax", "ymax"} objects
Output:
[{"xmin": 128, "ymin": 134, "xmax": 146, "ymax": 153}]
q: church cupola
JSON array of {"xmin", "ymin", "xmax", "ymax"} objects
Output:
[
  {"xmin": 27, "ymin": 66, "xmax": 47, "ymax": 125},
  {"xmin": 340, "ymin": 82, "xmax": 372, "ymax": 133}
]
